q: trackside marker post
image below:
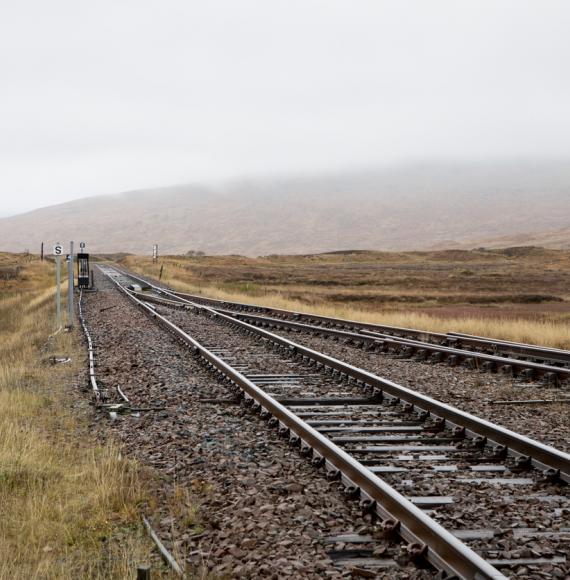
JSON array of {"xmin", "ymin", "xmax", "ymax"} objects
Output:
[
  {"xmin": 53, "ymin": 242, "xmax": 63, "ymax": 327},
  {"xmin": 67, "ymin": 241, "xmax": 74, "ymax": 328}
]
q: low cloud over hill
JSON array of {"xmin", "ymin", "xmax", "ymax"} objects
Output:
[{"xmin": 1, "ymin": 161, "xmax": 569, "ymax": 255}]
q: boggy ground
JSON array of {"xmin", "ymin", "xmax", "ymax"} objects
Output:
[{"xmin": 84, "ymin": 270, "xmax": 437, "ymax": 579}]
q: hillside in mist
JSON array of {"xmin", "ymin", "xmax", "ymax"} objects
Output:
[{"xmin": 1, "ymin": 161, "xmax": 569, "ymax": 255}]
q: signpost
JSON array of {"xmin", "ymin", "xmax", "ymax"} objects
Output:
[
  {"xmin": 152, "ymin": 244, "xmax": 158, "ymax": 263},
  {"xmin": 53, "ymin": 242, "xmax": 63, "ymax": 327},
  {"xmin": 67, "ymin": 241, "xmax": 74, "ymax": 328}
]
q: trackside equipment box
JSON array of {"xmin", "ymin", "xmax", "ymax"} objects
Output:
[{"xmin": 77, "ymin": 253, "xmax": 90, "ymax": 289}]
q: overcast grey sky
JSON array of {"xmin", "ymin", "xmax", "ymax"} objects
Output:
[{"xmin": 1, "ymin": 1, "xmax": 569, "ymax": 216}]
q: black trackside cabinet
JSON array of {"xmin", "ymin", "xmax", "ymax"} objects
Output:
[{"xmin": 77, "ymin": 253, "xmax": 90, "ymax": 289}]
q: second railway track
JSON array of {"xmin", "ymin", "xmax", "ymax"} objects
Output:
[
  {"xmin": 94, "ymin": 264, "xmax": 570, "ymax": 579},
  {"xmin": 167, "ymin": 289, "xmax": 570, "ymax": 381}
]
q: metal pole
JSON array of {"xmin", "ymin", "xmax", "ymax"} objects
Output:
[
  {"xmin": 67, "ymin": 241, "xmax": 74, "ymax": 327},
  {"xmin": 41, "ymin": 242, "xmax": 44, "ymax": 261},
  {"xmin": 56, "ymin": 255, "xmax": 61, "ymax": 327},
  {"xmin": 136, "ymin": 566, "xmax": 151, "ymax": 580}
]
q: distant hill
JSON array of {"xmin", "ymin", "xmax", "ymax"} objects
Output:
[
  {"xmin": 1, "ymin": 160, "xmax": 569, "ymax": 255},
  {"xmin": 449, "ymin": 227, "xmax": 570, "ymax": 250}
]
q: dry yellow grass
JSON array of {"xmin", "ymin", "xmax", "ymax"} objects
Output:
[
  {"xmin": 126, "ymin": 257, "xmax": 570, "ymax": 350},
  {"xmin": 0, "ymin": 255, "xmax": 159, "ymax": 579}
]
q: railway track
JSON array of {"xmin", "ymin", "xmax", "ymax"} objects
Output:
[
  {"xmin": 166, "ymin": 289, "xmax": 570, "ymax": 381},
  {"xmin": 95, "ymin": 264, "xmax": 570, "ymax": 579},
  {"xmin": 111, "ymin": 266, "xmax": 570, "ymax": 385}
]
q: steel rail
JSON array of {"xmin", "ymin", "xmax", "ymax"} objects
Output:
[
  {"xmin": 133, "ymin": 290, "xmax": 569, "ymax": 381},
  {"xmin": 109, "ymin": 267, "xmax": 570, "ymax": 374},
  {"xmin": 98, "ymin": 264, "xmax": 506, "ymax": 579},
  {"xmin": 203, "ymin": 307, "xmax": 570, "ymax": 383},
  {"xmin": 170, "ymin": 289, "xmax": 570, "ymax": 367},
  {"xmin": 109, "ymin": 265, "xmax": 568, "ymax": 367},
  {"xmin": 447, "ymin": 332, "xmax": 570, "ymax": 365},
  {"xmin": 178, "ymin": 290, "xmax": 450, "ymax": 339},
  {"xmin": 117, "ymin": 268, "xmax": 570, "ymax": 483}
]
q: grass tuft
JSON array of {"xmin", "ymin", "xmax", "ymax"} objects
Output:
[{"xmin": 0, "ymin": 254, "xmax": 158, "ymax": 579}]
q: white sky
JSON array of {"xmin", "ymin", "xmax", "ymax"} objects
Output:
[{"xmin": 1, "ymin": 0, "xmax": 569, "ymax": 216}]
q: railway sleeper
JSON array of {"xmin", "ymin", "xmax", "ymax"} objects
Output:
[
  {"xmin": 102, "ymin": 267, "xmax": 569, "ymax": 578},
  {"xmin": 256, "ymin": 403, "xmax": 439, "ymax": 570},
  {"xmin": 446, "ymin": 355, "xmax": 459, "ymax": 366},
  {"xmin": 462, "ymin": 357, "xmax": 477, "ymax": 370},
  {"xmin": 429, "ymin": 351, "xmax": 443, "ymax": 364}
]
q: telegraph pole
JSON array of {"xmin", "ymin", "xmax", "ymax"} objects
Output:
[{"xmin": 67, "ymin": 241, "xmax": 74, "ymax": 328}]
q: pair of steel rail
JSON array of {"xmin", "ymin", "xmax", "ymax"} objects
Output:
[
  {"xmin": 197, "ymin": 306, "xmax": 570, "ymax": 385},
  {"xmin": 172, "ymin": 290, "xmax": 570, "ymax": 374},
  {"xmin": 117, "ymin": 267, "xmax": 569, "ymax": 481},
  {"xmin": 129, "ymin": 276, "xmax": 570, "ymax": 383},
  {"xmin": 97, "ymin": 265, "xmax": 569, "ymax": 579}
]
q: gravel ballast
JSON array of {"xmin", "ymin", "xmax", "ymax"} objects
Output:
[
  {"xmin": 83, "ymin": 271, "xmax": 439, "ymax": 579},
  {"xmin": 260, "ymin": 326, "xmax": 570, "ymax": 453},
  {"xmin": 152, "ymin": 298, "xmax": 570, "ymax": 579}
]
